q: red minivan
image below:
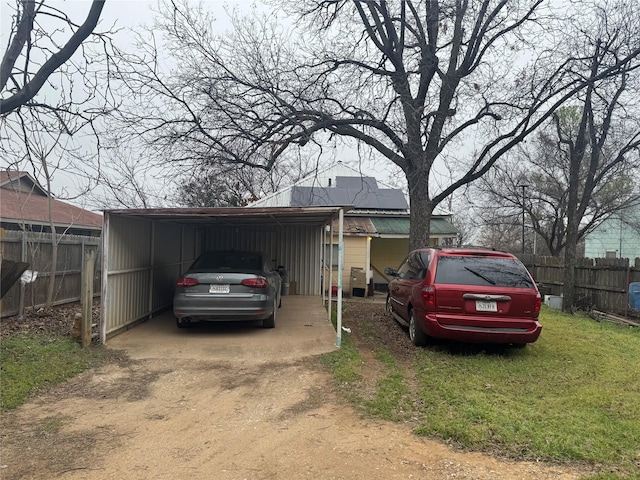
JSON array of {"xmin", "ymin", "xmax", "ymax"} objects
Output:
[{"xmin": 385, "ymin": 248, "xmax": 542, "ymax": 346}]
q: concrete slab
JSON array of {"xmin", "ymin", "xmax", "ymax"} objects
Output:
[{"xmin": 107, "ymin": 295, "xmax": 338, "ymax": 362}]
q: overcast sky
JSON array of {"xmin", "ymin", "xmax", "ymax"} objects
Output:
[{"xmin": 1, "ymin": 0, "xmax": 406, "ymax": 210}]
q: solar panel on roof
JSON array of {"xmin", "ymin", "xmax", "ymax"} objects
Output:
[
  {"xmin": 335, "ymin": 176, "xmax": 378, "ymax": 191},
  {"xmin": 290, "ymin": 184, "xmax": 408, "ymax": 210}
]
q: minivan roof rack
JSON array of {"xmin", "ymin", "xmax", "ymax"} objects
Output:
[{"xmin": 433, "ymin": 245, "xmax": 496, "ymax": 251}]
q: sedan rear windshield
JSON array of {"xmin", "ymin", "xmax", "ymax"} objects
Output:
[
  {"xmin": 435, "ymin": 256, "xmax": 534, "ymax": 288},
  {"xmin": 192, "ymin": 252, "xmax": 262, "ymax": 271}
]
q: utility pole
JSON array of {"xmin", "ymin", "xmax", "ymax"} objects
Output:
[{"xmin": 518, "ymin": 184, "xmax": 528, "ymax": 254}]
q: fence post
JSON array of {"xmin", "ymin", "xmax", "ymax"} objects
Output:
[
  {"xmin": 18, "ymin": 233, "xmax": 26, "ymax": 319},
  {"xmin": 81, "ymin": 249, "xmax": 95, "ymax": 348}
]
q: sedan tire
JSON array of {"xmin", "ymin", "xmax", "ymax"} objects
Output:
[
  {"xmin": 263, "ymin": 300, "xmax": 277, "ymax": 328},
  {"xmin": 176, "ymin": 318, "xmax": 190, "ymax": 329}
]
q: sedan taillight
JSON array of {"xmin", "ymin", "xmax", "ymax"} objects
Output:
[
  {"xmin": 241, "ymin": 277, "xmax": 267, "ymax": 288},
  {"xmin": 422, "ymin": 286, "xmax": 436, "ymax": 308},
  {"xmin": 176, "ymin": 277, "xmax": 199, "ymax": 288}
]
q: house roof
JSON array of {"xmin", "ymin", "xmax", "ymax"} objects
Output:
[
  {"xmin": 246, "ymin": 162, "xmax": 457, "ymax": 238},
  {"xmin": 371, "ymin": 217, "xmax": 458, "ymax": 236},
  {"xmin": 1, "ymin": 171, "xmax": 102, "ymax": 231},
  {"xmin": 247, "ymin": 162, "xmax": 405, "ymax": 209},
  {"xmin": 332, "ymin": 217, "xmax": 376, "ymax": 235},
  {"xmin": 0, "ymin": 170, "xmax": 48, "ymax": 196},
  {"xmin": 290, "ymin": 176, "xmax": 408, "ymax": 210},
  {"xmin": 330, "ymin": 216, "xmax": 457, "ymax": 238}
]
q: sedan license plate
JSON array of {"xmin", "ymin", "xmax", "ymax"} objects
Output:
[
  {"xmin": 209, "ymin": 284, "xmax": 230, "ymax": 294},
  {"xmin": 476, "ymin": 300, "xmax": 497, "ymax": 312}
]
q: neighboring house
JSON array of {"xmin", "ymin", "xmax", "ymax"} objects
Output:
[
  {"xmin": 0, "ymin": 170, "xmax": 102, "ymax": 237},
  {"xmin": 584, "ymin": 206, "xmax": 640, "ymax": 260},
  {"xmin": 248, "ymin": 162, "xmax": 459, "ymax": 293}
]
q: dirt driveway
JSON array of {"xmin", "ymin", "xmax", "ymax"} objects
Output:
[{"xmin": 1, "ymin": 298, "xmax": 585, "ymax": 479}]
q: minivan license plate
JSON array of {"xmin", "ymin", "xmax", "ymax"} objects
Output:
[
  {"xmin": 476, "ymin": 301, "xmax": 497, "ymax": 312},
  {"xmin": 210, "ymin": 284, "xmax": 230, "ymax": 294}
]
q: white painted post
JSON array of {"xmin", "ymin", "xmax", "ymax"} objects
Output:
[{"xmin": 337, "ymin": 208, "xmax": 344, "ymax": 347}]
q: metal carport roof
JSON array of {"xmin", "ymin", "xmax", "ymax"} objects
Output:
[{"xmin": 103, "ymin": 206, "xmax": 346, "ymax": 227}]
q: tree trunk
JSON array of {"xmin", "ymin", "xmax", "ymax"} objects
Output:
[
  {"xmin": 407, "ymin": 168, "xmax": 435, "ymax": 251},
  {"xmin": 46, "ymin": 214, "xmax": 58, "ymax": 308},
  {"xmin": 44, "ymin": 171, "xmax": 57, "ymax": 308},
  {"xmin": 562, "ymin": 222, "xmax": 578, "ymax": 313},
  {"xmin": 562, "ymin": 146, "xmax": 582, "ymax": 313}
]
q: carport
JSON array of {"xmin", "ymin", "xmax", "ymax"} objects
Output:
[{"xmin": 100, "ymin": 206, "xmax": 349, "ymax": 345}]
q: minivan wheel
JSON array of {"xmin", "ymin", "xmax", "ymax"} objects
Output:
[
  {"xmin": 409, "ymin": 310, "xmax": 428, "ymax": 347},
  {"xmin": 386, "ymin": 295, "xmax": 394, "ymax": 316}
]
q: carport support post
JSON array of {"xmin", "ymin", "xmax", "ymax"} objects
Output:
[
  {"xmin": 328, "ymin": 222, "xmax": 334, "ymax": 313},
  {"xmin": 81, "ymin": 249, "xmax": 95, "ymax": 348},
  {"xmin": 336, "ymin": 208, "xmax": 344, "ymax": 347}
]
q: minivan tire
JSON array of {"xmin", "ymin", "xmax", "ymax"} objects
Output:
[{"xmin": 409, "ymin": 310, "xmax": 428, "ymax": 347}]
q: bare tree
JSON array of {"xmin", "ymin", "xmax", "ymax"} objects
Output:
[
  {"xmin": 477, "ymin": 215, "xmax": 522, "ymax": 252},
  {"xmin": 1, "ymin": 0, "xmax": 117, "ymax": 196},
  {"xmin": 3, "ymin": 143, "xmax": 86, "ymax": 309},
  {"xmin": 86, "ymin": 144, "xmax": 159, "ymax": 209},
  {"xmin": 176, "ymin": 156, "xmax": 314, "ymax": 207},
  {"xmin": 112, "ymin": 0, "xmax": 640, "ymax": 250},
  {"xmin": 1, "ymin": 0, "xmax": 116, "ymax": 306},
  {"xmin": 548, "ymin": 2, "xmax": 640, "ymax": 312},
  {"xmin": 1, "ymin": 0, "xmax": 107, "ymax": 114},
  {"xmin": 477, "ymin": 111, "xmax": 639, "ymax": 257}
]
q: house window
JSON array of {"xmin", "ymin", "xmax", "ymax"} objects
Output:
[{"xmin": 324, "ymin": 244, "xmax": 340, "ymax": 267}]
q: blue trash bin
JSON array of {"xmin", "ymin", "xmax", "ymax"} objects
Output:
[{"xmin": 629, "ymin": 282, "xmax": 640, "ymax": 311}]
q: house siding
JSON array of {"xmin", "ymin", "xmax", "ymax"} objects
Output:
[
  {"xmin": 370, "ymin": 237, "xmax": 409, "ymax": 286},
  {"xmin": 585, "ymin": 212, "xmax": 640, "ymax": 260},
  {"xmin": 327, "ymin": 235, "xmax": 368, "ymax": 292}
]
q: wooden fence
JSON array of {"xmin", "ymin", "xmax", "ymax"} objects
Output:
[
  {"xmin": 0, "ymin": 230, "xmax": 101, "ymax": 318},
  {"xmin": 518, "ymin": 254, "xmax": 640, "ymax": 316},
  {"xmin": 1, "ymin": 232, "xmax": 637, "ymax": 318}
]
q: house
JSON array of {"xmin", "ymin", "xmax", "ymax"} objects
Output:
[
  {"xmin": 248, "ymin": 162, "xmax": 459, "ymax": 294},
  {"xmin": 0, "ymin": 170, "xmax": 102, "ymax": 236},
  {"xmin": 584, "ymin": 206, "xmax": 640, "ymax": 260}
]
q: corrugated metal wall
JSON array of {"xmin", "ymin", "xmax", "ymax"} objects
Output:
[
  {"xmin": 204, "ymin": 224, "xmax": 322, "ymax": 296},
  {"xmin": 103, "ymin": 214, "xmax": 323, "ymax": 342},
  {"xmin": 103, "ymin": 214, "xmax": 201, "ymax": 340}
]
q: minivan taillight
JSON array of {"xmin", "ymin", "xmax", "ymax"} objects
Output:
[
  {"xmin": 422, "ymin": 286, "xmax": 436, "ymax": 308},
  {"xmin": 535, "ymin": 294, "xmax": 541, "ymax": 314},
  {"xmin": 177, "ymin": 277, "xmax": 199, "ymax": 288},
  {"xmin": 241, "ymin": 277, "xmax": 267, "ymax": 288}
]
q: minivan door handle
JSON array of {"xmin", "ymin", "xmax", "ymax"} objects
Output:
[{"xmin": 463, "ymin": 294, "xmax": 511, "ymax": 301}]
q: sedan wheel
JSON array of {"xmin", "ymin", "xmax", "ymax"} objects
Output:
[
  {"xmin": 409, "ymin": 310, "xmax": 428, "ymax": 347},
  {"xmin": 176, "ymin": 318, "xmax": 189, "ymax": 329},
  {"xmin": 263, "ymin": 300, "xmax": 276, "ymax": 328}
]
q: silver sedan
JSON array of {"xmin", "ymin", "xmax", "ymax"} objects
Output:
[{"xmin": 173, "ymin": 250, "xmax": 282, "ymax": 329}]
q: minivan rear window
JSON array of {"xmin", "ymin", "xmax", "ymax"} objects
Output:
[{"xmin": 435, "ymin": 256, "xmax": 534, "ymax": 288}]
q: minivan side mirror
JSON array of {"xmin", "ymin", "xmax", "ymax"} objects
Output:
[{"xmin": 384, "ymin": 267, "xmax": 398, "ymax": 277}]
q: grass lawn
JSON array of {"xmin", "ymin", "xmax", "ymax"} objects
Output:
[
  {"xmin": 322, "ymin": 306, "xmax": 640, "ymax": 479},
  {"xmin": 0, "ymin": 334, "xmax": 118, "ymax": 411}
]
